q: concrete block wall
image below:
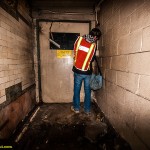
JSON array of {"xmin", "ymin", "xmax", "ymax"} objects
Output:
[
  {"xmin": 96, "ymin": 0, "xmax": 150, "ymax": 149},
  {"xmin": 0, "ymin": 5, "xmax": 34, "ymax": 104},
  {"xmin": 0, "ymin": 0, "xmax": 36, "ymax": 139}
]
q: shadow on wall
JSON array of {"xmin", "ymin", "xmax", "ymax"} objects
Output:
[{"xmin": 0, "ymin": 84, "xmax": 36, "ymax": 139}]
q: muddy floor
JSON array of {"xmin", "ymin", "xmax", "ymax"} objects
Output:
[{"xmin": 1, "ymin": 103, "xmax": 132, "ymax": 150}]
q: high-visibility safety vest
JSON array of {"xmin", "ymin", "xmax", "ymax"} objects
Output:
[{"xmin": 74, "ymin": 36, "xmax": 96, "ymax": 71}]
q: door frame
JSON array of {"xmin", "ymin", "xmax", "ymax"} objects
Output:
[{"xmin": 36, "ymin": 19, "xmax": 92, "ymax": 103}]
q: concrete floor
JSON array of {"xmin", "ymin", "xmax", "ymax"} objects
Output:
[{"xmin": 1, "ymin": 103, "xmax": 132, "ymax": 150}]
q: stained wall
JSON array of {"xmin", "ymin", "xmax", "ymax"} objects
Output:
[
  {"xmin": 0, "ymin": 0, "xmax": 36, "ymax": 138},
  {"xmin": 96, "ymin": 0, "xmax": 150, "ymax": 149}
]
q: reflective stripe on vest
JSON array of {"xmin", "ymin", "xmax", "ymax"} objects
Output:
[
  {"xmin": 82, "ymin": 44, "xmax": 95, "ymax": 70},
  {"xmin": 74, "ymin": 37, "xmax": 83, "ymax": 63}
]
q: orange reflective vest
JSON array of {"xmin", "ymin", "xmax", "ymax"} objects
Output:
[{"xmin": 74, "ymin": 37, "xmax": 96, "ymax": 71}]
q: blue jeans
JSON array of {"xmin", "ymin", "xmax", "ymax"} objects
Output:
[{"xmin": 73, "ymin": 73, "xmax": 91, "ymax": 113}]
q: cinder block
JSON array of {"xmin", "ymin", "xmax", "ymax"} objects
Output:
[
  {"xmin": 102, "ymin": 57, "xmax": 111, "ymax": 69},
  {"xmin": 4, "ymin": 59, "xmax": 17, "ymax": 65},
  {"xmin": 142, "ymin": 26, "xmax": 150, "ymax": 52},
  {"xmin": 127, "ymin": 52, "xmax": 150, "ymax": 75},
  {"xmin": 111, "ymin": 55, "xmax": 128, "ymax": 71},
  {"xmin": 103, "ymin": 29, "xmax": 113, "ymax": 46},
  {"xmin": 120, "ymin": 1, "xmax": 136, "ymax": 23},
  {"xmin": 0, "ymin": 71, "xmax": 5, "ymax": 78},
  {"xmin": 0, "ymin": 39, "xmax": 7, "ymax": 47},
  {"xmin": 113, "ymin": 0, "xmax": 123, "ymax": 13},
  {"xmin": 100, "ymin": 67, "xmax": 106, "ymax": 79},
  {"xmin": 114, "ymin": 85, "xmax": 125, "ymax": 105},
  {"xmin": 106, "ymin": 104, "xmax": 124, "ymax": 132},
  {"xmin": 113, "ymin": 16, "xmax": 130, "ymax": 42},
  {"xmin": 106, "ymin": 17, "xmax": 114, "ymax": 32},
  {"xmin": 5, "ymin": 81, "xmax": 15, "ymax": 89},
  {"xmin": 124, "ymin": 91, "xmax": 138, "ymax": 127},
  {"xmin": 121, "ymin": 123, "xmax": 148, "ymax": 150},
  {"xmin": 0, "ymin": 58, "xmax": 4, "ymax": 65},
  {"xmin": 1, "ymin": 21, "xmax": 10, "ymax": 31},
  {"xmin": 106, "ymin": 82, "xmax": 125, "ymax": 105},
  {"xmin": 0, "ymin": 83, "xmax": 6, "ymax": 90},
  {"xmin": 9, "ymin": 74, "xmax": 18, "ymax": 81},
  {"xmin": 112, "ymin": 26, "xmax": 120, "ymax": 41},
  {"xmin": 5, "ymin": 70, "xmax": 14, "ymax": 76},
  {"xmin": 7, "ymin": 53, "xmax": 19, "ymax": 59},
  {"xmin": 0, "ymin": 27, "xmax": 7, "ymax": 35},
  {"xmin": 118, "ymin": 30, "xmax": 142, "ymax": 55},
  {"xmin": 8, "ymin": 65, "xmax": 17, "ymax": 70},
  {"xmin": 129, "ymin": 29, "xmax": 142, "ymax": 53},
  {"xmin": 101, "ymin": 43, "xmax": 111, "ymax": 57},
  {"xmin": 135, "ymin": 0, "xmax": 146, "ymax": 8},
  {"xmin": 105, "ymin": 80, "xmax": 115, "ymax": 94},
  {"xmin": 116, "ymin": 71, "xmax": 139, "ymax": 93},
  {"xmin": 0, "ymin": 77, "xmax": 8, "ymax": 84},
  {"xmin": 0, "ymin": 52, "xmax": 7, "ymax": 59},
  {"xmin": 106, "ymin": 96, "xmax": 117, "ymax": 120},
  {"xmin": 105, "ymin": 69, "xmax": 116, "ymax": 83},
  {"xmin": 130, "ymin": 3, "xmax": 150, "ymax": 32},
  {"xmin": 102, "ymin": 1, "xmax": 113, "ymax": 24},
  {"xmin": 0, "ymin": 95, "xmax": 6, "ymax": 104},
  {"xmin": 112, "ymin": 9, "xmax": 120, "ymax": 26},
  {"xmin": 124, "ymin": 91, "xmax": 137, "ymax": 112},
  {"xmin": 15, "ymin": 78, "xmax": 21, "ymax": 84},
  {"xmin": 129, "ymin": 30, "xmax": 142, "ymax": 53},
  {"xmin": 134, "ymin": 96, "xmax": 150, "ymax": 148},
  {"xmin": 118, "ymin": 35, "xmax": 130, "ymax": 55},
  {"xmin": 110, "ymin": 41, "xmax": 118, "ymax": 56},
  {"xmin": 138, "ymin": 75, "xmax": 150, "ymax": 99},
  {"xmin": 0, "ymin": 7, "xmax": 9, "ymax": 18},
  {"xmin": 121, "ymin": 91, "xmax": 150, "ymax": 150}
]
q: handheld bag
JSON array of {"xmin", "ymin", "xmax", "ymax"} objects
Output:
[{"xmin": 90, "ymin": 57, "xmax": 102, "ymax": 90}]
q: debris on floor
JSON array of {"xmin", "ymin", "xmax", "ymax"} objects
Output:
[{"xmin": 1, "ymin": 103, "xmax": 132, "ymax": 150}]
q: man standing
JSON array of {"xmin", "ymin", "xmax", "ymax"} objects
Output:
[{"xmin": 71, "ymin": 28, "xmax": 101, "ymax": 114}]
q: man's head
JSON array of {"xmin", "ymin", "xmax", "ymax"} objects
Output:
[{"xmin": 89, "ymin": 28, "xmax": 101, "ymax": 40}]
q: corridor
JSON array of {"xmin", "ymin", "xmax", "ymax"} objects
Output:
[
  {"xmin": 0, "ymin": 0, "xmax": 150, "ymax": 150},
  {"xmin": 2, "ymin": 103, "xmax": 131, "ymax": 150}
]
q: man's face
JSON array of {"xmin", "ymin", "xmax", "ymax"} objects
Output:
[{"xmin": 93, "ymin": 36, "xmax": 98, "ymax": 41}]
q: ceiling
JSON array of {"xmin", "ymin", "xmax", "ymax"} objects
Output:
[{"xmin": 31, "ymin": 0, "xmax": 101, "ymax": 13}]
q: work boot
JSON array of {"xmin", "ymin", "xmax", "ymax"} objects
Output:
[
  {"xmin": 84, "ymin": 111, "xmax": 91, "ymax": 117},
  {"xmin": 71, "ymin": 106, "xmax": 79, "ymax": 114}
]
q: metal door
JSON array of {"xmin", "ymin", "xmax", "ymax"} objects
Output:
[{"xmin": 39, "ymin": 21, "xmax": 89, "ymax": 103}]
